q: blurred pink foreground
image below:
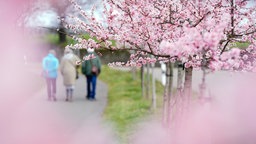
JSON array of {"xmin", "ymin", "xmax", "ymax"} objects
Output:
[{"xmin": 1, "ymin": 1, "xmax": 256, "ymax": 144}]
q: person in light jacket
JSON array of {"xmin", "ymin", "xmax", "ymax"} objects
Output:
[
  {"xmin": 82, "ymin": 48, "xmax": 101, "ymax": 101},
  {"xmin": 60, "ymin": 48, "xmax": 80, "ymax": 102},
  {"xmin": 42, "ymin": 49, "xmax": 59, "ymax": 101}
]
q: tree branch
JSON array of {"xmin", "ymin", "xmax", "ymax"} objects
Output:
[
  {"xmin": 191, "ymin": 11, "xmax": 211, "ymax": 27},
  {"xmin": 220, "ymin": 40, "xmax": 231, "ymax": 55},
  {"xmin": 231, "ymin": 0, "xmax": 235, "ymax": 35}
]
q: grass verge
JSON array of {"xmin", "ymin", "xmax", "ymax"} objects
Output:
[{"xmin": 98, "ymin": 66, "xmax": 164, "ymax": 143}]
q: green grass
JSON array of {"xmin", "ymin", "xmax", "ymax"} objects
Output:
[
  {"xmin": 43, "ymin": 34, "xmax": 77, "ymax": 48},
  {"xmin": 230, "ymin": 41, "xmax": 250, "ymax": 49},
  {"xmin": 44, "ymin": 33, "xmax": 59, "ymax": 45},
  {"xmin": 235, "ymin": 41, "xmax": 250, "ymax": 49},
  {"xmin": 98, "ymin": 66, "xmax": 164, "ymax": 143}
]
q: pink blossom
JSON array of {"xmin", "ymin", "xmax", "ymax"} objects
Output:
[
  {"xmin": 67, "ymin": 0, "xmax": 256, "ymax": 72},
  {"xmin": 242, "ymin": 54, "xmax": 248, "ymax": 60},
  {"xmin": 184, "ymin": 62, "xmax": 192, "ymax": 68}
]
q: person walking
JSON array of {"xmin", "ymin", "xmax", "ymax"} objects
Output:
[
  {"xmin": 42, "ymin": 49, "xmax": 59, "ymax": 101},
  {"xmin": 60, "ymin": 48, "xmax": 80, "ymax": 102},
  {"xmin": 82, "ymin": 48, "xmax": 101, "ymax": 101}
]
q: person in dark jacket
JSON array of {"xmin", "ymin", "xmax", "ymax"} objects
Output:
[
  {"xmin": 42, "ymin": 49, "xmax": 59, "ymax": 101},
  {"xmin": 82, "ymin": 48, "xmax": 101, "ymax": 101}
]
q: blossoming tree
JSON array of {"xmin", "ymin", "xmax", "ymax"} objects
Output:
[{"xmin": 67, "ymin": 0, "xmax": 256, "ymax": 123}]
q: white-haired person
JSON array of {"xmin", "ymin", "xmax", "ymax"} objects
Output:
[
  {"xmin": 60, "ymin": 48, "xmax": 80, "ymax": 102},
  {"xmin": 42, "ymin": 49, "xmax": 59, "ymax": 101},
  {"xmin": 81, "ymin": 48, "xmax": 101, "ymax": 101}
]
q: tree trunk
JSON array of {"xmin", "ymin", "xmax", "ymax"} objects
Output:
[
  {"xmin": 199, "ymin": 68, "xmax": 206, "ymax": 98},
  {"xmin": 177, "ymin": 62, "xmax": 184, "ymax": 92},
  {"xmin": 167, "ymin": 63, "xmax": 174, "ymax": 125},
  {"xmin": 160, "ymin": 62, "xmax": 166, "ymax": 86},
  {"xmin": 162, "ymin": 62, "xmax": 173, "ymax": 125},
  {"xmin": 199, "ymin": 67, "xmax": 212, "ymax": 104},
  {"xmin": 199, "ymin": 54, "xmax": 210, "ymax": 103},
  {"xmin": 58, "ymin": 27, "xmax": 66, "ymax": 43},
  {"xmin": 171, "ymin": 62, "xmax": 185, "ymax": 130},
  {"xmin": 162, "ymin": 64, "xmax": 169, "ymax": 125},
  {"xmin": 145, "ymin": 63, "xmax": 150, "ymax": 99},
  {"xmin": 141, "ymin": 65, "xmax": 145, "ymax": 97},
  {"xmin": 177, "ymin": 61, "xmax": 184, "ymax": 96},
  {"xmin": 58, "ymin": 21, "xmax": 66, "ymax": 44},
  {"xmin": 151, "ymin": 61, "xmax": 156, "ymax": 109},
  {"xmin": 183, "ymin": 67, "xmax": 193, "ymax": 109},
  {"xmin": 131, "ymin": 66, "xmax": 136, "ymax": 80}
]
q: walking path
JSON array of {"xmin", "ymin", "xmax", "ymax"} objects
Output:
[{"xmin": 6, "ymin": 63, "xmax": 117, "ymax": 144}]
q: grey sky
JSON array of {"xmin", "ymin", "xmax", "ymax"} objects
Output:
[
  {"xmin": 24, "ymin": 0, "xmax": 255, "ymax": 28},
  {"xmin": 24, "ymin": 0, "xmax": 101, "ymax": 28}
]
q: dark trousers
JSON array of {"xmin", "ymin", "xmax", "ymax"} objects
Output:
[
  {"xmin": 86, "ymin": 75, "xmax": 97, "ymax": 99},
  {"xmin": 45, "ymin": 78, "xmax": 56, "ymax": 98}
]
